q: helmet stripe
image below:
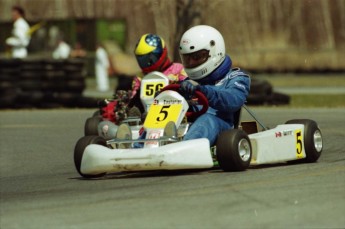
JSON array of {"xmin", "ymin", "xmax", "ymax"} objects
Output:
[{"xmin": 135, "ymin": 34, "xmax": 156, "ymax": 55}]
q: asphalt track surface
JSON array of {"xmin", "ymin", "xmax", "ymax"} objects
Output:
[{"xmin": 1, "ymin": 108, "xmax": 344, "ymax": 229}]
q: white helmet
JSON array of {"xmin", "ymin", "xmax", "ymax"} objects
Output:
[{"xmin": 179, "ymin": 25, "xmax": 226, "ymax": 80}]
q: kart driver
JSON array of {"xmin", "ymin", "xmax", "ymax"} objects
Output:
[
  {"xmin": 98, "ymin": 34, "xmax": 187, "ymax": 137},
  {"xmin": 129, "ymin": 33, "xmax": 187, "ymax": 112},
  {"xmin": 179, "ymin": 25, "xmax": 250, "ymax": 146}
]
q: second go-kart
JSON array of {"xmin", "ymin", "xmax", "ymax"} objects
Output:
[
  {"xmin": 74, "ymin": 84, "xmax": 323, "ymax": 178},
  {"xmin": 83, "ymin": 71, "xmax": 170, "ymax": 140}
]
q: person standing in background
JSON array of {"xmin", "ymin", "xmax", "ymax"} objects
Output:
[
  {"xmin": 52, "ymin": 38, "xmax": 71, "ymax": 59},
  {"xmin": 5, "ymin": 6, "xmax": 30, "ymax": 58},
  {"xmin": 95, "ymin": 44, "xmax": 110, "ymax": 92}
]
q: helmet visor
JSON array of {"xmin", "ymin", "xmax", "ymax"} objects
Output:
[
  {"xmin": 136, "ymin": 52, "xmax": 161, "ymax": 69},
  {"xmin": 181, "ymin": 49, "xmax": 210, "ymax": 68}
]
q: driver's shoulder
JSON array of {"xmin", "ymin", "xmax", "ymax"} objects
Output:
[
  {"xmin": 216, "ymin": 68, "xmax": 250, "ymax": 86},
  {"xmin": 228, "ymin": 67, "xmax": 250, "ymax": 79}
]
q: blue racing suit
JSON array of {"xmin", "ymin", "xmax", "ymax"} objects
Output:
[{"xmin": 183, "ymin": 56, "xmax": 250, "ymax": 146}]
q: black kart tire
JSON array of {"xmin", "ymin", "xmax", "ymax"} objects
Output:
[
  {"xmin": 216, "ymin": 129, "xmax": 252, "ymax": 171},
  {"xmin": 21, "ymin": 59, "xmax": 43, "ymax": 71},
  {"xmin": 17, "ymin": 91, "xmax": 44, "ymax": 104},
  {"xmin": 67, "ymin": 72, "xmax": 86, "ymax": 80},
  {"xmin": 93, "ymin": 110, "xmax": 101, "ymax": 117},
  {"xmin": 250, "ymin": 79, "xmax": 273, "ymax": 95},
  {"xmin": 19, "ymin": 80, "xmax": 41, "ymax": 90},
  {"xmin": 76, "ymin": 96, "xmax": 99, "ymax": 108},
  {"xmin": 0, "ymin": 81, "xmax": 15, "ymax": 91},
  {"xmin": 44, "ymin": 70, "xmax": 65, "ymax": 80},
  {"xmin": 74, "ymin": 136, "xmax": 107, "ymax": 178},
  {"xmin": 44, "ymin": 59, "xmax": 65, "ymax": 70},
  {"xmin": 65, "ymin": 80, "xmax": 86, "ymax": 93},
  {"xmin": 285, "ymin": 119, "xmax": 323, "ymax": 162},
  {"xmin": 84, "ymin": 116, "xmax": 102, "ymax": 136},
  {"xmin": 0, "ymin": 93, "xmax": 17, "ymax": 108},
  {"xmin": 0, "ymin": 69, "xmax": 20, "ymax": 81},
  {"xmin": 268, "ymin": 92, "xmax": 290, "ymax": 105},
  {"xmin": 246, "ymin": 93, "xmax": 267, "ymax": 105},
  {"xmin": 20, "ymin": 71, "xmax": 43, "ymax": 80},
  {"xmin": 54, "ymin": 93, "xmax": 80, "ymax": 106}
]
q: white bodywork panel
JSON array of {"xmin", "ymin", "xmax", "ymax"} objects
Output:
[
  {"xmin": 140, "ymin": 71, "xmax": 169, "ymax": 112},
  {"xmin": 80, "ymin": 138, "xmax": 213, "ymax": 174},
  {"xmin": 249, "ymin": 124, "xmax": 306, "ymax": 165}
]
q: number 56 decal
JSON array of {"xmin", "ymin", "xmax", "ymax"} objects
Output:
[
  {"xmin": 143, "ymin": 82, "xmax": 166, "ymax": 97},
  {"xmin": 295, "ymin": 130, "xmax": 304, "ymax": 159}
]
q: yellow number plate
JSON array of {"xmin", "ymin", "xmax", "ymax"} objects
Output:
[
  {"xmin": 144, "ymin": 104, "xmax": 183, "ymax": 129},
  {"xmin": 143, "ymin": 82, "xmax": 167, "ymax": 98},
  {"xmin": 295, "ymin": 130, "xmax": 304, "ymax": 159}
]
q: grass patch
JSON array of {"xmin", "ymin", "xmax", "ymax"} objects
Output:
[
  {"xmin": 255, "ymin": 73, "xmax": 345, "ymax": 87},
  {"xmin": 289, "ymin": 94, "xmax": 345, "ymax": 107}
]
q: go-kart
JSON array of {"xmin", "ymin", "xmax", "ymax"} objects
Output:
[
  {"xmin": 83, "ymin": 71, "xmax": 170, "ymax": 140},
  {"xmin": 74, "ymin": 84, "xmax": 323, "ymax": 178}
]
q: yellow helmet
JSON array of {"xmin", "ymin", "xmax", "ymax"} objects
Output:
[{"xmin": 134, "ymin": 34, "xmax": 171, "ymax": 73}]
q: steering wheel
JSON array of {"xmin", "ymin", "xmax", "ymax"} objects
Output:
[{"xmin": 160, "ymin": 84, "xmax": 209, "ymax": 119}]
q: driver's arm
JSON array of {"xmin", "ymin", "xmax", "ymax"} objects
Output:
[{"xmin": 198, "ymin": 75, "xmax": 250, "ymax": 112}]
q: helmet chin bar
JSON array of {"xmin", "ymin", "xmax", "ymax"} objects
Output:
[{"xmin": 186, "ymin": 53, "xmax": 225, "ymax": 81}]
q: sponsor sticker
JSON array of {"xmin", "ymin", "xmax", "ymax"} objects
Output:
[
  {"xmin": 275, "ymin": 130, "xmax": 294, "ymax": 138},
  {"xmin": 146, "ymin": 130, "xmax": 161, "ymax": 145}
]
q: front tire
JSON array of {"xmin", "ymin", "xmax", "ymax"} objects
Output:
[
  {"xmin": 285, "ymin": 119, "xmax": 323, "ymax": 162},
  {"xmin": 92, "ymin": 110, "xmax": 101, "ymax": 117},
  {"xmin": 216, "ymin": 129, "xmax": 252, "ymax": 171},
  {"xmin": 84, "ymin": 116, "xmax": 102, "ymax": 136},
  {"xmin": 74, "ymin": 136, "xmax": 107, "ymax": 178}
]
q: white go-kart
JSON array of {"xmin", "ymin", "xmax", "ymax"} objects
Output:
[
  {"xmin": 74, "ymin": 73, "xmax": 323, "ymax": 178},
  {"xmin": 83, "ymin": 72, "xmax": 172, "ymax": 140}
]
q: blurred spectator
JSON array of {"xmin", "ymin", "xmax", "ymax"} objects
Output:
[
  {"xmin": 95, "ymin": 44, "xmax": 110, "ymax": 92},
  {"xmin": 70, "ymin": 42, "xmax": 87, "ymax": 58},
  {"xmin": 5, "ymin": 5, "xmax": 30, "ymax": 58},
  {"xmin": 52, "ymin": 39, "xmax": 71, "ymax": 59}
]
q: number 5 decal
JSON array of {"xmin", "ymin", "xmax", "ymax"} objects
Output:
[
  {"xmin": 144, "ymin": 104, "xmax": 183, "ymax": 129},
  {"xmin": 156, "ymin": 105, "xmax": 170, "ymax": 121},
  {"xmin": 295, "ymin": 130, "xmax": 303, "ymax": 159}
]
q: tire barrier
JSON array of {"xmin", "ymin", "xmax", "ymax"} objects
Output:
[
  {"xmin": 0, "ymin": 58, "xmax": 98, "ymax": 109},
  {"xmin": 247, "ymin": 79, "xmax": 290, "ymax": 105}
]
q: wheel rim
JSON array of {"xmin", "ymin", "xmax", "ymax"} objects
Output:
[
  {"xmin": 313, "ymin": 130, "xmax": 323, "ymax": 152},
  {"xmin": 238, "ymin": 138, "xmax": 251, "ymax": 162}
]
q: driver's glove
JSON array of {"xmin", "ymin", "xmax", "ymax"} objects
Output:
[{"xmin": 180, "ymin": 80, "xmax": 200, "ymax": 99}]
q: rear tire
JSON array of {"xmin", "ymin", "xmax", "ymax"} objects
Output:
[
  {"xmin": 74, "ymin": 136, "xmax": 107, "ymax": 178},
  {"xmin": 285, "ymin": 119, "xmax": 323, "ymax": 162},
  {"xmin": 84, "ymin": 116, "xmax": 102, "ymax": 136},
  {"xmin": 216, "ymin": 129, "xmax": 252, "ymax": 171}
]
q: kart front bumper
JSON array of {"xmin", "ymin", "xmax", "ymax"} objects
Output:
[{"xmin": 80, "ymin": 138, "xmax": 214, "ymax": 175}]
